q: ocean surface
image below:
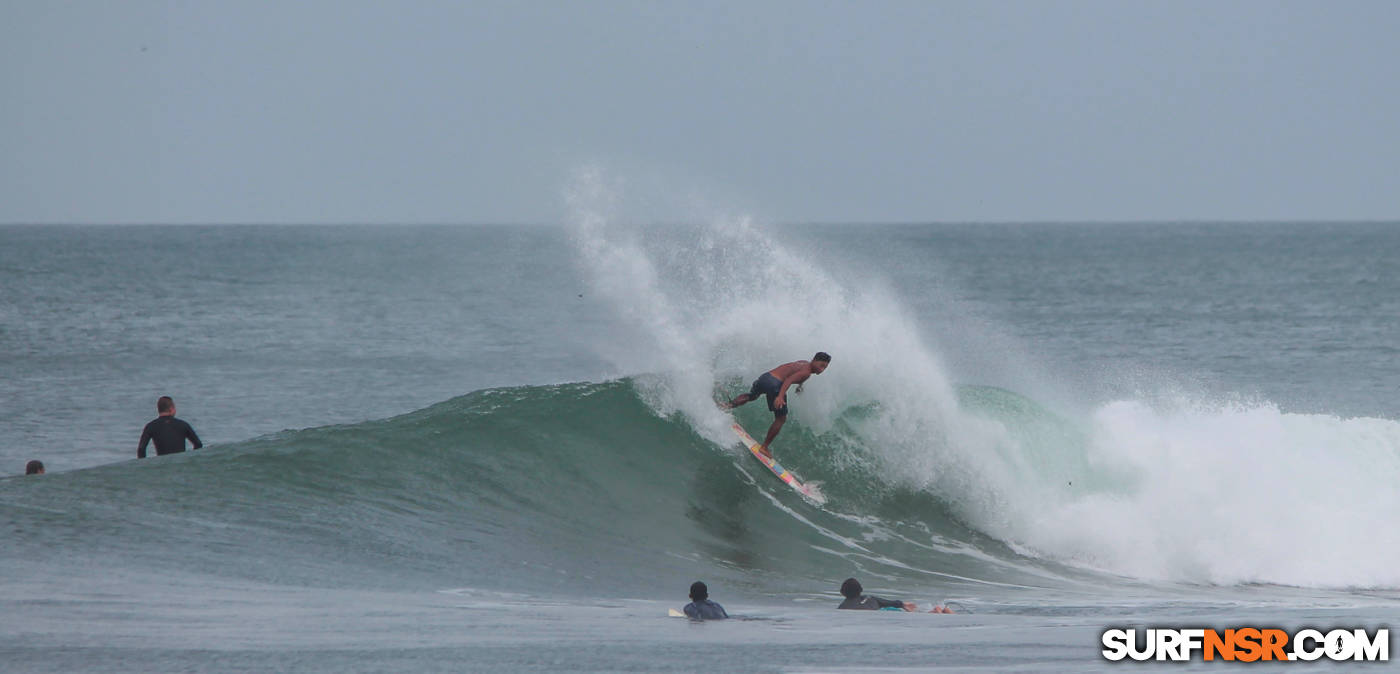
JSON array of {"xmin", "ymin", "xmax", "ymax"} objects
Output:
[{"xmin": 2, "ymin": 214, "xmax": 1398, "ymax": 671}]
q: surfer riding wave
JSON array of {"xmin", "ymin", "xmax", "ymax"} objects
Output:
[{"xmin": 721, "ymin": 352, "xmax": 830, "ymax": 460}]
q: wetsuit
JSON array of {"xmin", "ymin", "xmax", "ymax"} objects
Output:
[
  {"xmin": 138, "ymin": 416, "xmax": 203, "ymax": 458},
  {"xmin": 838, "ymin": 595, "xmax": 907, "ymax": 610},
  {"xmin": 683, "ymin": 599, "xmax": 729, "ymax": 620}
]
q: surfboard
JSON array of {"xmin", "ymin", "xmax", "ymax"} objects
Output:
[{"xmin": 730, "ymin": 422, "xmax": 826, "ymax": 505}]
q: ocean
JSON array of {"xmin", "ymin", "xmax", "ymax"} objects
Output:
[{"xmin": 2, "ymin": 213, "xmax": 1397, "ymax": 671}]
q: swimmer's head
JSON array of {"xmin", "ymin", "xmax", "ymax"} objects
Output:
[
  {"xmin": 689, "ymin": 581, "xmax": 708, "ymax": 601},
  {"xmin": 840, "ymin": 577, "xmax": 862, "ymax": 598}
]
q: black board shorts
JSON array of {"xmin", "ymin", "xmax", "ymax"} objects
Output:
[{"xmin": 748, "ymin": 372, "xmax": 788, "ymax": 417}]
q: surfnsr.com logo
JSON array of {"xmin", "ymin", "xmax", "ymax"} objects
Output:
[{"xmin": 1101, "ymin": 627, "xmax": 1389, "ymax": 662}]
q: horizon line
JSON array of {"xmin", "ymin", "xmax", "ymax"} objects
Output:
[{"xmin": 4, "ymin": 219, "xmax": 1400, "ymax": 228}]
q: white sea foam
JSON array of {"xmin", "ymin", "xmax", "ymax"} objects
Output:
[
  {"xmin": 1005, "ymin": 400, "xmax": 1400, "ymax": 587},
  {"xmin": 565, "ymin": 165, "xmax": 1400, "ymax": 590}
]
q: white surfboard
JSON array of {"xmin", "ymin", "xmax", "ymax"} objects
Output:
[{"xmin": 730, "ymin": 422, "xmax": 826, "ymax": 505}]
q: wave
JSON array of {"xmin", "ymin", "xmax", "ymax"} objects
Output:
[
  {"xmin": 1, "ymin": 380, "xmax": 1074, "ymax": 601},
  {"xmin": 5, "ymin": 376, "xmax": 1397, "ymax": 606},
  {"xmin": 7, "ymin": 171, "xmax": 1397, "ymax": 603}
]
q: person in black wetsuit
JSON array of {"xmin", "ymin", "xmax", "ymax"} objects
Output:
[
  {"xmin": 682, "ymin": 581, "xmax": 729, "ymax": 620},
  {"xmin": 837, "ymin": 578, "xmax": 954, "ymax": 613},
  {"xmin": 138, "ymin": 396, "xmax": 203, "ymax": 458},
  {"xmin": 837, "ymin": 577, "xmax": 917, "ymax": 611}
]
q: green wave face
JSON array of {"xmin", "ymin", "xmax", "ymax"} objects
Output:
[{"xmin": 3, "ymin": 379, "xmax": 1090, "ymax": 602}]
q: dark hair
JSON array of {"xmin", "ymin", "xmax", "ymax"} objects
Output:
[
  {"xmin": 840, "ymin": 577, "xmax": 862, "ymax": 598},
  {"xmin": 25, "ymin": 460, "xmax": 44, "ymax": 475},
  {"xmin": 813, "ymin": 352, "xmax": 831, "ymax": 363},
  {"xmin": 689, "ymin": 581, "xmax": 708, "ymax": 601},
  {"xmin": 157, "ymin": 396, "xmax": 174, "ymax": 414}
]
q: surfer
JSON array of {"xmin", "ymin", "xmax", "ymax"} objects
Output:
[
  {"xmin": 25, "ymin": 460, "xmax": 45, "ymax": 475},
  {"xmin": 138, "ymin": 396, "xmax": 203, "ymax": 458},
  {"xmin": 837, "ymin": 577, "xmax": 917, "ymax": 611},
  {"xmin": 722, "ymin": 352, "xmax": 830, "ymax": 459},
  {"xmin": 837, "ymin": 578, "xmax": 953, "ymax": 613},
  {"xmin": 682, "ymin": 581, "xmax": 729, "ymax": 620}
]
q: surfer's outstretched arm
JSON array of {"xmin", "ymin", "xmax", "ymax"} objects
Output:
[{"xmin": 773, "ymin": 374, "xmax": 805, "ymax": 410}]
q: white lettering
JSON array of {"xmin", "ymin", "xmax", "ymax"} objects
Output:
[
  {"xmin": 1181, "ymin": 629, "xmax": 1204, "ymax": 661},
  {"xmin": 1351, "ymin": 629, "xmax": 1388, "ymax": 662},
  {"xmin": 1101, "ymin": 629, "xmax": 1129, "ymax": 661},
  {"xmin": 1126, "ymin": 629, "xmax": 1155, "ymax": 661},
  {"xmin": 1325, "ymin": 629, "xmax": 1354, "ymax": 661},
  {"xmin": 1292, "ymin": 629, "xmax": 1324, "ymax": 661},
  {"xmin": 1155, "ymin": 629, "xmax": 1186, "ymax": 661}
]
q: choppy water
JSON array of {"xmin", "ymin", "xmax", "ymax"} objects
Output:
[{"xmin": 2, "ymin": 212, "xmax": 1397, "ymax": 671}]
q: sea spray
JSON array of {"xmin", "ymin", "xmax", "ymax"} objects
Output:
[
  {"xmin": 562, "ymin": 166, "xmax": 1400, "ymax": 590},
  {"xmin": 562, "ymin": 165, "xmax": 1030, "ymax": 558}
]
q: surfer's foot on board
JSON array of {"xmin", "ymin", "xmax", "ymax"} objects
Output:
[{"xmin": 756, "ymin": 445, "xmax": 774, "ymax": 461}]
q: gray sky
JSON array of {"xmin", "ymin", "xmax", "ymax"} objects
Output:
[{"xmin": 3, "ymin": 1, "xmax": 1397, "ymax": 224}]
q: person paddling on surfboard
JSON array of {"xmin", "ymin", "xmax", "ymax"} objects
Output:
[
  {"xmin": 682, "ymin": 581, "xmax": 729, "ymax": 620},
  {"xmin": 721, "ymin": 352, "xmax": 831, "ymax": 460},
  {"xmin": 836, "ymin": 577, "xmax": 954, "ymax": 613},
  {"xmin": 838, "ymin": 577, "xmax": 918, "ymax": 612}
]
